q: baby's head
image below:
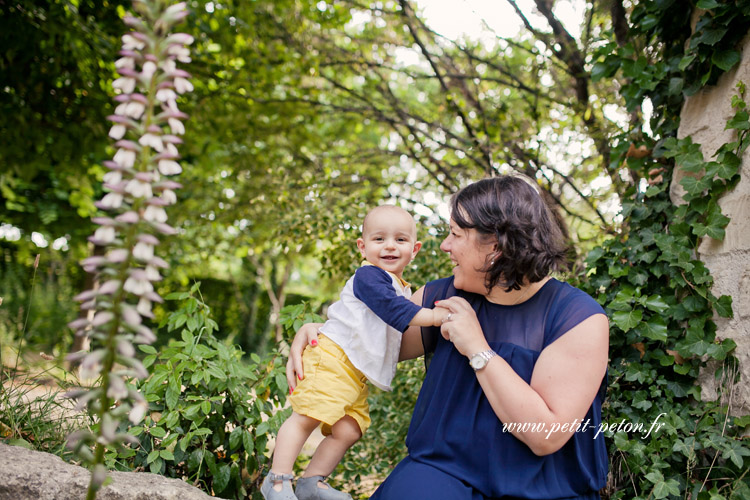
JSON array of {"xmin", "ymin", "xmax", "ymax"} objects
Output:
[{"xmin": 357, "ymin": 205, "xmax": 422, "ymax": 278}]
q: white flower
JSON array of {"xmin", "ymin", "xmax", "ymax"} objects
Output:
[
  {"xmin": 129, "ymin": 401, "xmax": 148, "ymax": 424},
  {"xmin": 139, "ymin": 133, "xmax": 164, "ymax": 152},
  {"xmin": 113, "ymin": 148, "xmax": 136, "ymax": 168},
  {"xmin": 125, "ymin": 179, "xmax": 153, "ymax": 198},
  {"xmin": 141, "ymin": 61, "xmax": 157, "ymax": 80},
  {"xmin": 107, "ymin": 248, "xmax": 129, "ymax": 263},
  {"xmin": 102, "ymin": 171, "xmax": 123, "ymax": 185},
  {"xmin": 115, "ymin": 56, "xmax": 135, "ymax": 69},
  {"xmin": 106, "ymin": 376, "xmax": 129, "ymax": 400},
  {"xmin": 162, "ymin": 59, "xmax": 177, "ymax": 73},
  {"xmin": 133, "ymin": 242, "xmax": 154, "ymax": 261},
  {"xmin": 165, "ymin": 142, "xmax": 179, "ymax": 157},
  {"xmin": 125, "ymin": 101, "xmax": 145, "ymax": 119},
  {"xmin": 174, "ymin": 77, "xmax": 193, "ymax": 94},
  {"xmin": 109, "ymin": 124, "xmax": 127, "ymax": 140},
  {"xmin": 145, "ymin": 265, "xmax": 161, "ymax": 281},
  {"xmin": 156, "ymin": 88, "xmax": 178, "ymax": 103},
  {"xmin": 162, "ymin": 189, "xmax": 177, "ymax": 205},
  {"xmin": 165, "ymin": 2, "xmax": 187, "ymax": 17},
  {"xmin": 168, "ymin": 117, "xmax": 185, "ymax": 135},
  {"xmin": 143, "ymin": 205, "xmax": 168, "ymax": 223},
  {"xmin": 93, "ymin": 226, "xmax": 116, "ymax": 244},
  {"xmin": 112, "ymin": 77, "xmax": 136, "ymax": 94},
  {"xmin": 122, "ymin": 34, "xmax": 145, "ymax": 50},
  {"xmin": 167, "ymin": 45, "xmax": 191, "ymax": 63},
  {"xmin": 136, "ymin": 297, "xmax": 152, "ymax": 316},
  {"xmin": 124, "ymin": 275, "xmax": 154, "ymax": 295},
  {"xmin": 167, "ymin": 33, "xmax": 194, "ymax": 45},
  {"xmin": 100, "ymin": 192, "xmax": 124, "ymax": 209},
  {"xmin": 158, "ymin": 159, "xmax": 182, "ymax": 175}
]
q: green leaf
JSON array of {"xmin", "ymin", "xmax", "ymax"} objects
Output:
[
  {"xmin": 696, "ymin": 0, "xmax": 719, "ymax": 8},
  {"xmin": 722, "ymin": 440, "xmax": 750, "ymax": 468},
  {"xmin": 640, "ymin": 316, "xmax": 668, "ymax": 342},
  {"xmin": 213, "ymin": 463, "xmax": 232, "ymax": 494},
  {"xmin": 712, "ymin": 50, "xmax": 740, "ymax": 72},
  {"xmin": 160, "ymin": 450, "xmax": 175, "ymax": 461},
  {"xmin": 727, "ymin": 110, "xmax": 750, "ymax": 130},
  {"xmin": 165, "ymin": 385, "xmax": 179, "ymax": 410},
  {"xmin": 229, "ymin": 427, "xmax": 243, "ymax": 450},
  {"xmin": 147, "ymin": 449, "xmax": 160, "ymax": 464},
  {"xmin": 188, "ymin": 449, "xmax": 204, "ymax": 472},
  {"xmin": 243, "ymin": 429, "xmax": 255, "ymax": 454},
  {"xmin": 612, "ymin": 309, "xmax": 643, "ymax": 332},
  {"xmin": 643, "ymin": 295, "xmax": 670, "ymax": 313},
  {"xmin": 139, "ymin": 345, "xmax": 157, "ymax": 354},
  {"xmin": 201, "ymin": 399, "xmax": 212, "ymax": 415},
  {"xmin": 149, "ymin": 457, "xmax": 164, "ymax": 474},
  {"xmin": 150, "ymin": 426, "xmax": 167, "ymax": 438}
]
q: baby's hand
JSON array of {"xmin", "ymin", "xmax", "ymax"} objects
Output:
[{"xmin": 433, "ymin": 306, "xmax": 451, "ymax": 327}]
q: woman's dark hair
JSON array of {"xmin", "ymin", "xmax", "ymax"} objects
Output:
[{"xmin": 451, "ymin": 175, "xmax": 569, "ymax": 292}]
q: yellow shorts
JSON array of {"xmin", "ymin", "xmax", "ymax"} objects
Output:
[{"xmin": 289, "ymin": 334, "xmax": 371, "ymax": 436}]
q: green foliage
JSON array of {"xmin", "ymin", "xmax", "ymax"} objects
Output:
[
  {"xmin": 278, "ymin": 302, "xmax": 325, "ymax": 345},
  {"xmin": 580, "ymin": 84, "xmax": 750, "ymax": 498},
  {"xmin": 108, "ymin": 284, "xmax": 290, "ymax": 499}
]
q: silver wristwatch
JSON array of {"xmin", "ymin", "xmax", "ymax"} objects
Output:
[{"xmin": 469, "ymin": 350, "xmax": 497, "ymax": 371}]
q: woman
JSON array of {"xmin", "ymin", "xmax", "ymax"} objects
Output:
[{"xmin": 288, "ymin": 176, "xmax": 609, "ymax": 499}]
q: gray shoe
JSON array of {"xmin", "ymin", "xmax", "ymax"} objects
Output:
[
  {"xmin": 261, "ymin": 472, "xmax": 297, "ymax": 500},
  {"xmin": 295, "ymin": 476, "xmax": 352, "ymax": 500}
]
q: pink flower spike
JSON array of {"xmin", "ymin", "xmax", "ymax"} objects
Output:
[
  {"xmin": 99, "ymin": 279, "xmax": 122, "ymax": 294},
  {"xmin": 115, "ymin": 139, "xmax": 140, "ymax": 150},
  {"xmin": 174, "ymin": 77, "xmax": 193, "ymax": 94},
  {"xmin": 91, "ymin": 311, "xmax": 115, "ymax": 327},
  {"xmin": 116, "ymin": 211, "xmax": 140, "ymax": 223},
  {"xmin": 112, "ymin": 77, "xmax": 136, "ymax": 94},
  {"xmin": 161, "ymin": 189, "xmax": 177, "ymax": 205},
  {"xmin": 68, "ymin": 318, "xmax": 90, "ymax": 330},
  {"xmin": 107, "ymin": 248, "xmax": 129, "ymax": 263},
  {"xmin": 117, "ymin": 67, "xmax": 139, "ymax": 78},
  {"xmin": 161, "ymin": 135, "xmax": 183, "ymax": 144},
  {"xmin": 166, "ymin": 33, "xmax": 195, "ymax": 45},
  {"xmin": 74, "ymin": 289, "xmax": 98, "ymax": 302},
  {"xmin": 91, "ymin": 217, "xmax": 116, "ymax": 226},
  {"xmin": 148, "ymin": 256, "xmax": 169, "ymax": 268},
  {"xmin": 137, "ymin": 234, "xmax": 160, "ymax": 245},
  {"xmin": 151, "ymin": 221, "xmax": 178, "ymax": 235}
]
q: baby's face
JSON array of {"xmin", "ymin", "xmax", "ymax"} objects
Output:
[{"xmin": 357, "ymin": 207, "xmax": 420, "ymax": 278}]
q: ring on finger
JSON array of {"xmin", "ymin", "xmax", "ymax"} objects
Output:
[{"xmin": 446, "ymin": 313, "xmax": 453, "ymax": 322}]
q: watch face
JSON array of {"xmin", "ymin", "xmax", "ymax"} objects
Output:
[{"xmin": 470, "ymin": 355, "xmax": 486, "ymax": 370}]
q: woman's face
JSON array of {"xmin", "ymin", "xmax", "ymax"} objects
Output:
[{"xmin": 440, "ymin": 217, "xmax": 495, "ymax": 294}]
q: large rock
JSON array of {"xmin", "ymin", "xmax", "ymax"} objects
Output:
[{"xmin": 0, "ymin": 443, "xmax": 213, "ymax": 500}]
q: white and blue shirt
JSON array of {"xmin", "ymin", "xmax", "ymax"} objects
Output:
[{"xmin": 319, "ymin": 263, "xmax": 422, "ymax": 391}]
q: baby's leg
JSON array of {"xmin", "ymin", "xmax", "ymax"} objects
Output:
[
  {"xmin": 269, "ymin": 411, "xmax": 320, "ymax": 490},
  {"xmin": 303, "ymin": 415, "xmax": 362, "ymax": 480}
]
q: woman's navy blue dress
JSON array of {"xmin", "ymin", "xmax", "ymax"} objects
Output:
[{"xmin": 370, "ymin": 277, "xmax": 608, "ymax": 500}]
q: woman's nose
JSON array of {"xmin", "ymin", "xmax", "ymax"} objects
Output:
[{"xmin": 439, "ymin": 236, "xmax": 450, "ymax": 252}]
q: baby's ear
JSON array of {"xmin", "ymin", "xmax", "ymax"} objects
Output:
[{"xmin": 412, "ymin": 241, "xmax": 423, "ymax": 258}]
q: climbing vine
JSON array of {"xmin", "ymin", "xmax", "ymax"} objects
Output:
[{"xmin": 582, "ymin": 1, "xmax": 750, "ymax": 498}]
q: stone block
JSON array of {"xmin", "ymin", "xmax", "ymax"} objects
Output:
[{"xmin": 0, "ymin": 443, "xmax": 213, "ymax": 500}]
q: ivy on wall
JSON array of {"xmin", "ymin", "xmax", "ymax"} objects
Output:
[{"xmin": 583, "ymin": 1, "xmax": 750, "ymax": 498}]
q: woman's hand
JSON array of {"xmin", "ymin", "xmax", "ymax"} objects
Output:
[
  {"xmin": 435, "ymin": 297, "xmax": 490, "ymax": 358},
  {"xmin": 286, "ymin": 322, "xmax": 322, "ymax": 392}
]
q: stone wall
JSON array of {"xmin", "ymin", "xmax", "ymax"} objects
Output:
[{"xmin": 670, "ymin": 35, "xmax": 750, "ymax": 415}]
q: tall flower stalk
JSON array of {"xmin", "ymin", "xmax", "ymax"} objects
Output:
[{"xmin": 65, "ymin": 1, "xmax": 193, "ymax": 498}]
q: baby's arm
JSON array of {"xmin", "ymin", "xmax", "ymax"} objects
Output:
[
  {"xmin": 352, "ymin": 266, "xmax": 447, "ymax": 331},
  {"xmin": 409, "ymin": 306, "xmax": 449, "ymax": 327}
]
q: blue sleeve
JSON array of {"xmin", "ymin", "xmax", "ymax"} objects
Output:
[
  {"xmin": 545, "ymin": 284, "xmax": 606, "ymax": 346},
  {"xmin": 352, "ymin": 266, "xmax": 423, "ymax": 333}
]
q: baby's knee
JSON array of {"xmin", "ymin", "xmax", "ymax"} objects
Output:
[{"xmin": 332, "ymin": 417, "xmax": 362, "ymax": 444}]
